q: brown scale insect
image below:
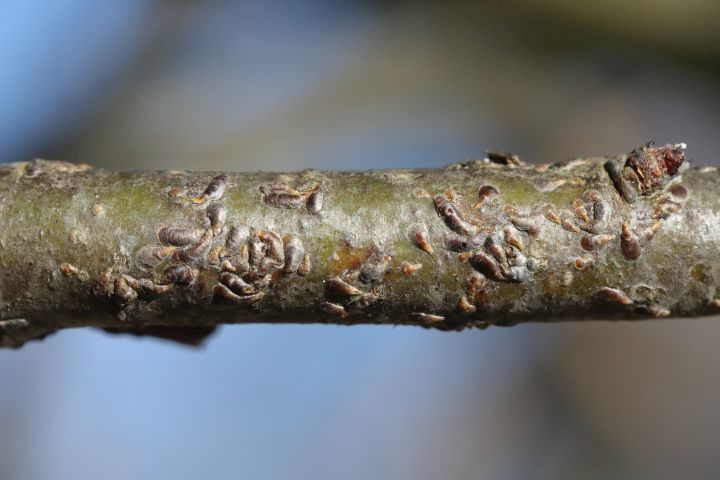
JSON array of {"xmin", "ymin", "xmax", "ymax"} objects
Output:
[
  {"xmin": 442, "ymin": 232, "xmax": 476, "ymax": 252},
  {"xmin": 325, "ymin": 276, "xmax": 364, "ymax": 297},
  {"xmin": 261, "ymin": 184, "xmax": 310, "ymax": 209},
  {"xmin": 589, "ymin": 197, "xmax": 611, "ymax": 232},
  {"xmin": 142, "ymin": 280, "xmax": 172, "ymax": 294},
  {"xmin": 573, "ymin": 257, "xmax": 593, "ymax": 270},
  {"xmin": 135, "ymin": 246, "xmax": 174, "ymax": 269},
  {"xmin": 668, "ymin": 184, "xmax": 688, "ymax": 202},
  {"xmin": 172, "ymin": 230, "xmax": 214, "ymax": 262},
  {"xmin": 220, "ymin": 259, "xmax": 236, "ymax": 272},
  {"xmin": 206, "ymin": 202, "xmax": 227, "ymax": 235},
  {"xmin": 457, "ymin": 295, "xmax": 477, "ymax": 314},
  {"xmin": 306, "ymin": 191, "xmax": 323, "ymax": 214},
  {"xmin": 258, "ymin": 256, "xmax": 281, "ymax": 274},
  {"xmin": 163, "ymin": 265, "xmax": 197, "ymax": 285},
  {"xmin": 433, "ymin": 194, "xmax": 478, "ymax": 236},
  {"xmin": 219, "ymin": 272, "xmax": 256, "ymax": 295},
  {"xmin": 192, "ymin": 174, "xmax": 229, "ymax": 204},
  {"xmin": 642, "ymin": 221, "xmax": 662, "ymax": 241},
  {"xmin": 469, "ymin": 251, "xmax": 505, "ymax": 281},
  {"xmin": 121, "ymin": 275, "xmax": 172, "ymax": 294},
  {"xmin": 580, "ymin": 234, "xmax": 615, "ymax": 252},
  {"xmin": 407, "ymin": 223, "xmax": 433, "ymax": 254},
  {"xmin": 596, "ymin": 287, "xmax": 633, "ymax": 305},
  {"xmin": 457, "ymin": 252, "xmax": 472, "ymax": 263},
  {"xmin": 543, "ymin": 205, "xmax": 561, "ymax": 225},
  {"xmin": 444, "ymin": 188, "xmax": 459, "ymax": 202},
  {"xmin": 298, "ymin": 254, "xmax": 312, "ymax": 276},
  {"xmin": 224, "ymin": 244, "xmax": 251, "ymax": 274},
  {"xmin": 166, "ymin": 186, "xmax": 184, "ymax": 198},
  {"xmin": 410, "ymin": 312, "xmax": 445, "ymax": 324},
  {"xmin": 257, "ymin": 230, "xmax": 284, "ymax": 263},
  {"xmin": 339, "ymin": 269, "xmax": 360, "ymax": 286},
  {"xmin": 509, "ymin": 214, "xmax": 542, "ymax": 236},
  {"xmin": 346, "ymin": 292, "xmax": 379, "ymax": 311},
  {"xmin": 114, "ymin": 277, "xmax": 137, "ymax": 304},
  {"xmin": 320, "ymin": 302, "xmax": 349, "ymax": 318},
  {"xmin": 475, "ymin": 185, "xmax": 500, "ymax": 209},
  {"xmin": 503, "ymin": 225, "xmax": 524, "ymax": 250},
  {"xmin": 400, "ymin": 261, "xmax": 422, "ymax": 275},
  {"xmin": 157, "ymin": 227, "xmax": 203, "ymax": 247},
  {"xmin": 484, "ymin": 235, "xmax": 507, "ymax": 265},
  {"xmin": 620, "ymin": 223, "xmax": 641, "ymax": 260},
  {"xmin": 573, "ymin": 199, "xmax": 590, "ymax": 223},
  {"xmin": 214, "ymin": 284, "xmax": 264, "ymax": 305},
  {"xmin": 583, "ymin": 190, "xmax": 602, "ymax": 202},
  {"xmin": 561, "ymin": 217, "xmax": 580, "ymax": 233},
  {"xmin": 503, "ymin": 205, "xmax": 518, "ymax": 216},
  {"xmin": 225, "ymin": 225, "xmax": 251, "ymax": 254},
  {"xmin": 121, "ymin": 275, "xmax": 144, "ymax": 291},
  {"xmin": 248, "ymin": 234, "xmax": 266, "ymax": 267},
  {"xmin": 207, "ymin": 246, "xmax": 224, "ymax": 265},
  {"xmin": 241, "ymin": 269, "xmax": 263, "ymax": 284},
  {"xmin": 282, "ymin": 235, "xmax": 305, "ymax": 273},
  {"xmin": 60, "ymin": 263, "xmax": 79, "ymax": 276}
]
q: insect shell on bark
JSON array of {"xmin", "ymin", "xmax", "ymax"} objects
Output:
[
  {"xmin": 135, "ymin": 246, "xmax": 174, "ymax": 269},
  {"xmin": 298, "ymin": 254, "xmax": 312, "ymax": 276},
  {"xmin": 172, "ymin": 230, "xmax": 214, "ymax": 262},
  {"xmin": 325, "ymin": 276, "xmax": 364, "ymax": 297},
  {"xmin": 163, "ymin": 265, "xmax": 198, "ymax": 285},
  {"xmin": 157, "ymin": 227, "xmax": 203, "ymax": 247},
  {"xmin": 219, "ymin": 272, "xmax": 256, "ymax": 295},
  {"xmin": 433, "ymin": 194, "xmax": 478, "ymax": 236},
  {"xmin": 257, "ymin": 230, "xmax": 284, "ymax": 263},
  {"xmin": 225, "ymin": 225, "xmax": 251, "ymax": 254},
  {"xmin": 282, "ymin": 235, "xmax": 305, "ymax": 273},
  {"xmin": 214, "ymin": 284, "xmax": 264, "ymax": 305},
  {"xmin": 407, "ymin": 223, "xmax": 433, "ymax": 254},
  {"xmin": 193, "ymin": 174, "xmax": 229, "ymax": 204},
  {"xmin": 320, "ymin": 302, "xmax": 349, "ymax": 317},
  {"xmin": 206, "ymin": 202, "xmax": 227, "ymax": 235},
  {"xmin": 306, "ymin": 191, "xmax": 324, "ymax": 214},
  {"xmin": 620, "ymin": 223, "xmax": 641, "ymax": 260}
]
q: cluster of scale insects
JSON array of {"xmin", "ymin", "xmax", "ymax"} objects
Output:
[
  {"xmin": 103, "ymin": 174, "xmax": 315, "ymax": 319},
  {"xmin": 414, "ymin": 144, "xmax": 691, "ymax": 322},
  {"xmin": 84, "ymin": 143, "xmax": 691, "ymax": 325}
]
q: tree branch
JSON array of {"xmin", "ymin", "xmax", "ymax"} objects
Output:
[{"xmin": 1, "ymin": 143, "xmax": 717, "ymax": 348}]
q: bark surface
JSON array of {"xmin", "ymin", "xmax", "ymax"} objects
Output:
[{"xmin": 1, "ymin": 144, "xmax": 717, "ymax": 347}]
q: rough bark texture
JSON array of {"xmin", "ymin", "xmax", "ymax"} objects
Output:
[{"xmin": 1, "ymin": 144, "xmax": 718, "ymax": 348}]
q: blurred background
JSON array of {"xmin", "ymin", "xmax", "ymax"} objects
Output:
[{"xmin": 1, "ymin": 0, "xmax": 720, "ymax": 478}]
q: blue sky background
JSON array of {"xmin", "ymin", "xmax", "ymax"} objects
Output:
[{"xmin": 2, "ymin": 1, "xmax": 720, "ymax": 479}]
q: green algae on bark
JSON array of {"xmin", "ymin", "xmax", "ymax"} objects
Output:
[{"xmin": 0, "ymin": 144, "xmax": 718, "ymax": 348}]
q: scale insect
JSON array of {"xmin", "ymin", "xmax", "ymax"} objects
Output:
[
  {"xmin": 193, "ymin": 174, "xmax": 229, "ymax": 204},
  {"xmin": 433, "ymin": 194, "xmax": 478, "ymax": 236}
]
